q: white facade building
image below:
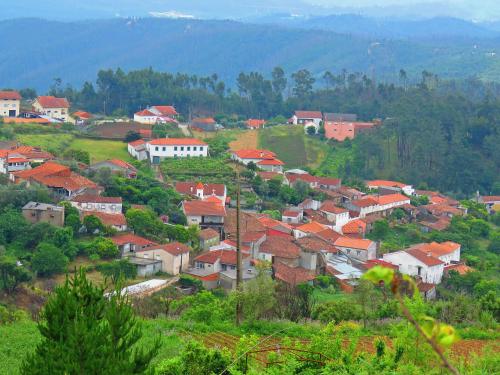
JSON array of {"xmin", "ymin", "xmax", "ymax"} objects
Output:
[
  {"xmin": 0, "ymin": 91, "xmax": 21, "ymax": 117},
  {"xmin": 70, "ymin": 195, "xmax": 123, "ymax": 214},
  {"xmin": 32, "ymin": 96, "xmax": 71, "ymax": 122},
  {"xmin": 383, "ymin": 248, "xmax": 445, "ymax": 284},
  {"xmin": 147, "ymin": 138, "xmax": 208, "ymax": 164}
]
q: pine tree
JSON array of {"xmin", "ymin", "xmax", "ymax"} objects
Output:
[{"xmin": 21, "ymin": 269, "xmax": 159, "ymax": 375}]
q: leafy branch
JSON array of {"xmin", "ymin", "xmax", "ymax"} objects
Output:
[{"xmin": 363, "ymin": 266, "xmax": 460, "ymax": 375}]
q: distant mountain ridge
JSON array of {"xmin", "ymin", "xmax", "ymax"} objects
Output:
[{"xmin": 1, "ymin": 17, "xmax": 500, "ymax": 91}]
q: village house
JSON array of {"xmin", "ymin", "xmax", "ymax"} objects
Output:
[
  {"xmin": 298, "ymin": 198, "xmax": 322, "ymax": 211},
  {"xmin": 72, "ymin": 110, "xmax": 92, "ymax": 126},
  {"xmin": 296, "ymin": 235, "xmax": 339, "ymax": 272},
  {"xmin": 282, "ymin": 209, "xmax": 303, "ymax": 224},
  {"xmin": 0, "ymin": 91, "xmax": 21, "ymax": 118},
  {"xmin": 0, "ymin": 150, "xmax": 30, "ymax": 174},
  {"xmin": 133, "ymin": 105, "xmax": 178, "ymax": 124},
  {"xmin": 8, "ymin": 146, "xmax": 53, "ymax": 163},
  {"xmin": 83, "ymin": 211, "xmax": 127, "ymax": 232},
  {"xmin": 367, "ymin": 180, "xmax": 415, "ymax": 196},
  {"xmin": 345, "ymin": 197, "xmax": 380, "ymax": 218},
  {"xmin": 324, "ymin": 120, "xmax": 377, "ymax": 142},
  {"xmin": 190, "ymin": 117, "xmax": 218, "ymax": 132},
  {"xmin": 479, "ymin": 196, "xmax": 500, "ymax": 214},
  {"xmin": 245, "ymin": 119, "xmax": 266, "ymax": 130},
  {"xmin": 32, "ymin": 96, "xmax": 71, "ymax": 122},
  {"xmin": 257, "ymin": 215, "xmax": 293, "ymax": 237},
  {"xmin": 12, "ymin": 162, "xmax": 101, "ymax": 199},
  {"xmin": 407, "ymin": 241, "xmax": 461, "ymax": 265},
  {"xmin": 285, "ymin": 171, "xmax": 341, "ymax": 191},
  {"xmin": 199, "ymin": 228, "xmax": 220, "ymax": 250},
  {"xmin": 231, "ymin": 149, "xmax": 285, "ymax": 173},
  {"xmin": 293, "ymin": 221, "xmax": 330, "ymax": 239},
  {"xmin": 146, "ymin": 138, "xmax": 208, "ymax": 163},
  {"xmin": 89, "ymin": 159, "xmax": 137, "ymax": 178},
  {"xmin": 319, "ymin": 201, "xmax": 350, "ymax": 231},
  {"xmin": 290, "ymin": 111, "xmax": 322, "ymax": 126},
  {"xmin": 342, "ymin": 219, "xmax": 367, "ymax": 238},
  {"xmin": 22, "ymin": 202, "xmax": 65, "ymax": 227},
  {"xmin": 175, "ymin": 181, "xmax": 227, "ymax": 204},
  {"xmin": 70, "ymin": 194, "xmax": 122, "ymax": 214},
  {"xmin": 127, "ymin": 139, "xmax": 148, "ymax": 161},
  {"xmin": 259, "ymin": 236, "xmax": 301, "ymax": 266},
  {"xmin": 111, "ymin": 233, "xmax": 157, "ymax": 257},
  {"xmin": 373, "ymin": 193, "xmax": 411, "ymax": 214},
  {"xmin": 323, "ymin": 113, "xmax": 358, "ymax": 122},
  {"xmin": 134, "ymin": 242, "xmax": 190, "ymax": 275},
  {"xmin": 182, "ymin": 200, "xmax": 226, "ymax": 235},
  {"xmin": 383, "ymin": 247, "xmax": 445, "ymax": 284},
  {"xmin": 334, "ymin": 236, "xmax": 377, "ymax": 262}
]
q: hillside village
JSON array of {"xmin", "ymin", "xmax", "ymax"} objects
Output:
[
  {"xmin": 0, "ymin": 90, "xmax": 498, "ymax": 299},
  {"xmin": 0, "ymin": 85, "xmax": 499, "ymax": 374}
]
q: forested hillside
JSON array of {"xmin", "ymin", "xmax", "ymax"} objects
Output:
[{"xmin": 2, "ymin": 17, "xmax": 500, "ymax": 90}]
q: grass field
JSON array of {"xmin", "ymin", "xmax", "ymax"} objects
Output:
[
  {"xmin": 17, "ymin": 134, "xmax": 131, "ymax": 163},
  {"xmin": 258, "ymin": 125, "xmax": 330, "ymax": 169}
]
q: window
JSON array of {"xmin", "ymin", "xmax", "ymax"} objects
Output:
[
  {"xmin": 180, "ymin": 146, "xmax": 184, "ymax": 151},
  {"xmin": 155, "ymin": 146, "xmax": 159, "ymax": 151},
  {"xmin": 193, "ymin": 146, "xmax": 197, "ymax": 151},
  {"xmin": 187, "ymin": 146, "xmax": 191, "ymax": 151},
  {"xmin": 101, "ymin": 204, "xmax": 106, "ymax": 209},
  {"xmin": 174, "ymin": 146, "xmax": 178, "ymax": 151},
  {"xmin": 199, "ymin": 147, "xmax": 203, "ymax": 151},
  {"xmin": 162, "ymin": 147, "xmax": 166, "ymax": 151}
]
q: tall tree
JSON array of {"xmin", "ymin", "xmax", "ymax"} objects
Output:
[
  {"xmin": 291, "ymin": 69, "xmax": 315, "ymax": 98},
  {"xmin": 21, "ymin": 269, "xmax": 159, "ymax": 374}
]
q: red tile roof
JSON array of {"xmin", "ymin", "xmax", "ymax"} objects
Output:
[
  {"xmin": 0, "ymin": 91, "xmax": 21, "ymax": 100},
  {"xmin": 36, "ymin": 96, "xmax": 70, "ymax": 108},
  {"xmin": 128, "ymin": 139, "xmax": 146, "ymax": 148},
  {"xmin": 195, "ymin": 249, "xmax": 248, "ymax": 265},
  {"xmin": 320, "ymin": 201, "xmax": 348, "ymax": 214},
  {"xmin": 481, "ymin": 196, "xmax": 500, "ymax": 203},
  {"xmin": 364, "ymin": 259, "xmax": 398, "ymax": 270},
  {"xmin": 375, "ymin": 193, "xmax": 410, "ymax": 206},
  {"xmin": 316, "ymin": 176, "xmax": 341, "ymax": 186},
  {"xmin": 295, "ymin": 111, "xmax": 322, "ymax": 119},
  {"xmin": 175, "ymin": 182, "xmax": 225, "ymax": 197},
  {"xmin": 71, "ymin": 194, "xmax": 122, "ymax": 204},
  {"xmin": 296, "ymin": 236, "xmax": 338, "ymax": 253},
  {"xmin": 73, "ymin": 110, "xmax": 92, "ymax": 119},
  {"xmin": 342, "ymin": 219, "xmax": 367, "ymax": 235},
  {"xmin": 192, "ymin": 117, "xmax": 216, "ymax": 124},
  {"xmin": 153, "ymin": 106, "xmax": 178, "ymax": 116},
  {"xmin": 316, "ymin": 228, "xmax": 342, "ymax": 242},
  {"xmin": 406, "ymin": 248, "xmax": 444, "ymax": 267},
  {"xmin": 351, "ymin": 197, "xmax": 379, "ymax": 208},
  {"xmin": 111, "ymin": 233, "xmax": 157, "ymax": 247},
  {"xmin": 283, "ymin": 210, "xmax": 300, "ymax": 218},
  {"xmin": 409, "ymin": 242, "xmax": 460, "ymax": 258},
  {"xmin": 260, "ymin": 237, "xmax": 300, "ymax": 259},
  {"xmin": 83, "ymin": 211, "xmax": 126, "ymax": 227},
  {"xmin": 182, "ymin": 200, "xmax": 226, "ymax": 217},
  {"xmin": 156, "ymin": 242, "xmax": 190, "ymax": 256},
  {"xmin": 444, "ymin": 263, "xmax": 473, "ymax": 275},
  {"xmin": 246, "ymin": 119, "xmax": 266, "ymax": 128},
  {"xmin": 334, "ymin": 236, "xmax": 374, "ymax": 250},
  {"xmin": 274, "ymin": 262, "xmax": 315, "ymax": 285},
  {"xmin": 257, "ymin": 158, "xmax": 285, "ymax": 166},
  {"xmin": 232, "ymin": 149, "xmax": 276, "ymax": 160},
  {"xmin": 190, "ymin": 272, "xmax": 220, "ymax": 282},
  {"xmin": 107, "ymin": 159, "xmax": 136, "ymax": 170},
  {"xmin": 135, "ymin": 109, "xmax": 156, "ymax": 116},
  {"xmin": 295, "ymin": 221, "xmax": 327, "ymax": 234},
  {"xmin": 149, "ymin": 138, "xmax": 207, "ymax": 146},
  {"xmin": 367, "ymin": 180, "xmax": 408, "ymax": 189},
  {"xmin": 11, "ymin": 146, "xmax": 53, "ymax": 160}
]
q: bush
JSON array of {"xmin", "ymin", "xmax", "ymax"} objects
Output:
[
  {"xmin": 31, "ymin": 243, "xmax": 68, "ymax": 277},
  {"xmin": 85, "ymin": 237, "xmax": 120, "ymax": 259},
  {"xmin": 311, "ymin": 299, "xmax": 363, "ymax": 323}
]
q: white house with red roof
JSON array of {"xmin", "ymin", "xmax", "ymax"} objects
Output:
[
  {"xmin": 319, "ymin": 201, "xmax": 350, "ymax": 230},
  {"xmin": 134, "ymin": 242, "xmax": 190, "ymax": 275},
  {"xmin": 127, "ymin": 139, "xmax": 148, "ymax": 161},
  {"xmin": 334, "ymin": 236, "xmax": 377, "ymax": 262},
  {"xmin": 147, "ymin": 138, "xmax": 208, "ymax": 163},
  {"xmin": 383, "ymin": 247, "xmax": 445, "ymax": 284},
  {"xmin": 182, "ymin": 200, "xmax": 226, "ymax": 235},
  {"xmin": 0, "ymin": 91, "xmax": 21, "ymax": 117},
  {"xmin": 32, "ymin": 96, "xmax": 71, "ymax": 122},
  {"xmin": 231, "ymin": 149, "xmax": 285, "ymax": 172},
  {"xmin": 111, "ymin": 233, "xmax": 157, "ymax": 257},
  {"xmin": 175, "ymin": 181, "xmax": 227, "ymax": 204},
  {"xmin": 133, "ymin": 105, "xmax": 178, "ymax": 125},
  {"xmin": 89, "ymin": 159, "xmax": 137, "ymax": 178},
  {"xmin": 290, "ymin": 111, "xmax": 322, "ymax": 126},
  {"xmin": 70, "ymin": 194, "xmax": 122, "ymax": 215},
  {"xmin": 282, "ymin": 209, "xmax": 303, "ymax": 224},
  {"xmin": 0, "ymin": 150, "xmax": 30, "ymax": 174}
]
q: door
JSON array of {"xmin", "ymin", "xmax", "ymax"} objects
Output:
[
  {"xmin": 152, "ymin": 156, "xmax": 160, "ymax": 164},
  {"xmin": 8, "ymin": 110, "xmax": 16, "ymax": 117}
]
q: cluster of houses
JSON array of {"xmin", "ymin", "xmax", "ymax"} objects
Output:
[{"xmin": 289, "ymin": 110, "xmax": 379, "ymax": 141}]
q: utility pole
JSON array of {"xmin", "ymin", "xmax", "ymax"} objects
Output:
[{"xmin": 235, "ymin": 170, "xmax": 243, "ymax": 326}]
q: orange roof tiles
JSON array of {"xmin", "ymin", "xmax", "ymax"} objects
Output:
[
  {"xmin": 375, "ymin": 193, "xmax": 410, "ymax": 206},
  {"xmin": 367, "ymin": 180, "xmax": 408, "ymax": 188},
  {"xmin": 153, "ymin": 105, "xmax": 178, "ymax": 116},
  {"xmin": 183, "ymin": 200, "xmax": 226, "ymax": 217},
  {"xmin": 246, "ymin": 119, "xmax": 266, "ymax": 128},
  {"xmin": 257, "ymin": 158, "xmax": 285, "ymax": 165},
  {"xmin": 175, "ymin": 182, "xmax": 225, "ymax": 197},
  {"xmin": 334, "ymin": 236, "xmax": 374, "ymax": 250},
  {"xmin": 36, "ymin": 96, "xmax": 70, "ymax": 108},
  {"xmin": 195, "ymin": 249, "xmax": 247, "ymax": 265},
  {"xmin": 149, "ymin": 138, "xmax": 207, "ymax": 146},
  {"xmin": 260, "ymin": 236, "xmax": 300, "ymax": 259},
  {"xmin": 232, "ymin": 149, "xmax": 276, "ymax": 159},
  {"xmin": 406, "ymin": 248, "xmax": 444, "ymax": 267},
  {"xmin": 351, "ymin": 197, "xmax": 379, "ymax": 208},
  {"xmin": 71, "ymin": 194, "xmax": 122, "ymax": 204},
  {"xmin": 409, "ymin": 241, "xmax": 460, "ymax": 258},
  {"xmin": 320, "ymin": 201, "xmax": 348, "ymax": 214},
  {"xmin": 111, "ymin": 233, "xmax": 157, "ymax": 247},
  {"xmin": 83, "ymin": 211, "xmax": 126, "ymax": 226},
  {"xmin": 128, "ymin": 139, "xmax": 146, "ymax": 147},
  {"xmin": 296, "ymin": 221, "xmax": 328, "ymax": 234},
  {"xmin": 295, "ymin": 111, "xmax": 322, "ymax": 118},
  {"xmin": 0, "ymin": 91, "xmax": 21, "ymax": 100},
  {"xmin": 156, "ymin": 242, "xmax": 190, "ymax": 256},
  {"xmin": 274, "ymin": 262, "xmax": 315, "ymax": 285},
  {"xmin": 342, "ymin": 219, "xmax": 367, "ymax": 235},
  {"xmin": 107, "ymin": 159, "xmax": 136, "ymax": 170}
]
